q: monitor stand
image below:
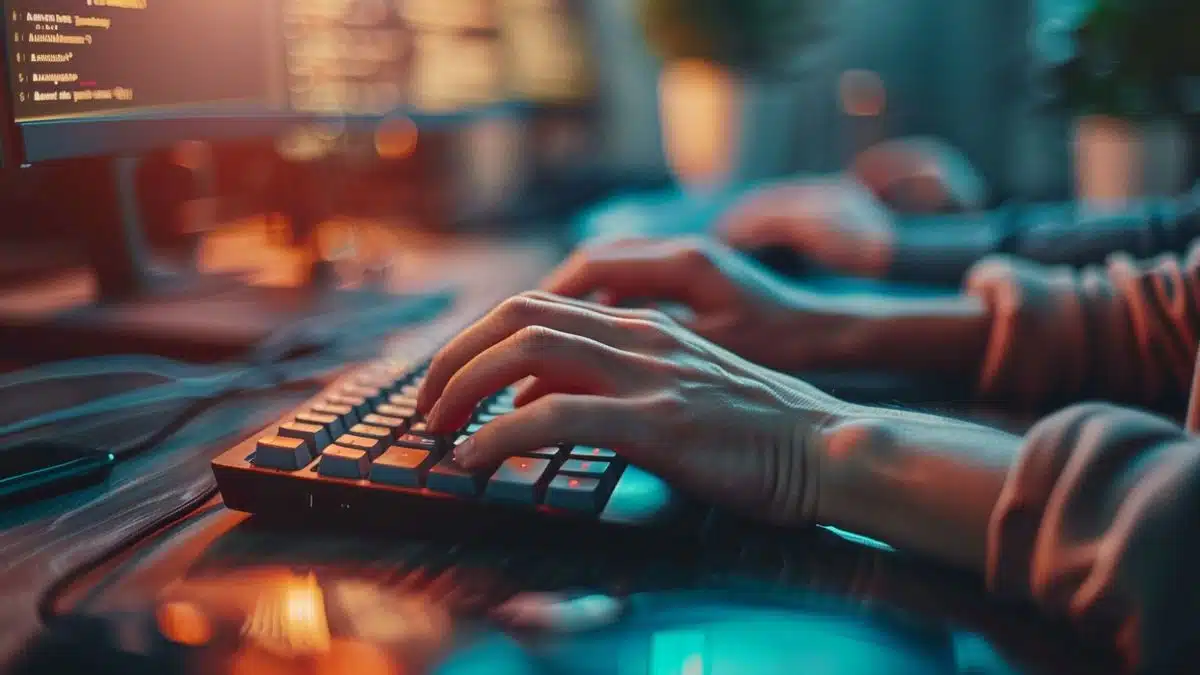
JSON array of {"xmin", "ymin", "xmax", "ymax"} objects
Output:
[{"xmin": 0, "ymin": 155, "xmax": 454, "ymax": 364}]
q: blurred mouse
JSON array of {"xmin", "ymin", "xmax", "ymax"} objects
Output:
[{"xmin": 447, "ymin": 591, "xmax": 957, "ymax": 675}]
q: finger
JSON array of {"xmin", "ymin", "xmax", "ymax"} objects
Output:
[
  {"xmin": 453, "ymin": 394, "xmax": 637, "ymax": 469},
  {"xmin": 418, "ymin": 294, "xmax": 633, "ymax": 415},
  {"xmin": 512, "ymin": 377, "xmax": 560, "ymax": 408},
  {"xmin": 425, "ymin": 328, "xmax": 630, "ymax": 432},
  {"xmin": 540, "ymin": 239, "xmax": 714, "ymax": 308},
  {"xmin": 518, "ymin": 290, "xmax": 674, "ymax": 324}
]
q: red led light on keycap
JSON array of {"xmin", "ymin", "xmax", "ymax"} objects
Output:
[
  {"xmin": 569, "ymin": 479, "xmax": 580, "ymax": 488},
  {"xmin": 580, "ymin": 462, "xmax": 590, "ymax": 470}
]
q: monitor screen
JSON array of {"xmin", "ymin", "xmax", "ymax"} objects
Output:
[
  {"xmin": 2, "ymin": 0, "xmax": 596, "ymax": 163},
  {"xmin": 7, "ymin": 0, "xmax": 280, "ymax": 123}
]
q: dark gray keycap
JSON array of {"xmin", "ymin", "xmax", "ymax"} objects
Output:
[
  {"xmin": 326, "ymin": 394, "xmax": 370, "ymax": 417},
  {"xmin": 253, "ymin": 436, "xmax": 311, "ymax": 470},
  {"xmin": 360, "ymin": 414, "xmax": 407, "ymax": 436},
  {"xmin": 312, "ymin": 402, "xmax": 357, "ymax": 425},
  {"xmin": 349, "ymin": 423, "xmax": 392, "ymax": 441},
  {"xmin": 394, "ymin": 433, "xmax": 439, "ymax": 452},
  {"xmin": 318, "ymin": 446, "xmax": 370, "ymax": 479},
  {"xmin": 334, "ymin": 433, "xmax": 385, "ymax": 459},
  {"xmin": 426, "ymin": 456, "xmax": 487, "ymax": 496},
  {"xmin": 545, "ymin": 475, "xmax": 605, "ymax": 513},
  {"xmin": 370, "ymin": 446, "xmax": 434, "ymax": 487},
  {"xmin": 341, "ymin": 384, "xmax": 384, "ymax": 406},
  {"xmin": 520, "ymin": 447, "xmax": 561, "ymax": 459},
  {"xmin": 295, "ymin": 411, "xmax": 345, "ymax": 438},
  {"xmin": 376, "ymin": 403, "xmax": 416, "ymax": 419},
  {"xmin": 389, "ymin": 394, "xmax": 418, "ymax": 408},
  {"xmin": 277, "ymin": 422, "xmax": 330, "ymax": 453},
  {"xmin": 559, "ymin": 459, "xmax": 615, "ymax": 479},
  {"xmin": 485, "ymin": 457, "xmax": 552, "ymax": 504},
  {"xmin": 569, "ymin": 446, "xmax": 617, "ymax": 460}
]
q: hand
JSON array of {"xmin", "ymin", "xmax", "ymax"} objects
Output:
[
  {"xmin": 416, "ymin": 292, "xmax": 847, "ymax": 525},
  {"xmin": 540, "ymin": 237, "xmax": 848, "ymax": 373},
  {"xmin": 717, "ymin": 177, "xmax": 898, "ymax": 278}
]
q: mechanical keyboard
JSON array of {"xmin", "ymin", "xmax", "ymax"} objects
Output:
[{"xmin": 212, "ymin": 356, "xmax": 688, "ymax": 532}]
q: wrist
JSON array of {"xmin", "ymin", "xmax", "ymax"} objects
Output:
[{"xmin": 804, "ymin": 405, "xmax": 1020, "ymax": 570}]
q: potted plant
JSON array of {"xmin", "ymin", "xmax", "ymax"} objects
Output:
[
  {"xmin": 637, "ymin": 0, "xmax": 819, "ymax": 190},
  {"xmin": 1044, "ymin": 0, "xmax": 1200, "ymax": 206}
]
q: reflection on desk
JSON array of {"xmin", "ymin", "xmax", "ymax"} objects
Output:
[{"xmin": 17, "ymin": 505, "xmax": 1121, "ymax": 675}]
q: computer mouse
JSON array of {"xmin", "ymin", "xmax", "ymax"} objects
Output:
[{"xmin": 440, "ymin": 591, "xmax": 956, "ymax": 675}]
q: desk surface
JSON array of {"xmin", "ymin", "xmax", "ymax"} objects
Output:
[{"xmin": 0, "ymin": 228, "xmax": 1115, "ymax": 675}]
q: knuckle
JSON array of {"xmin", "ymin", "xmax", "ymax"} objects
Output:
[
  {"xmin": 674, "ymin": 240, "xmax": 714, "ymax": 270},
  {"xmin": 499, "ymin": 293, "xmax": 543, "ymax": 323},
  {"xmin": 617, "ymin": 318, "xmax": 674, "ymax": 347},
  {"xmin": 514, "ymin": 324, "xmax": 560, "ymax": 351},
  {"xmin": 533, "ymin": 394, "xmax": 574, "ymax": 426}
]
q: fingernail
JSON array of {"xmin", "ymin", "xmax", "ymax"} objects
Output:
[{"xmin": 453, "ymin": 439, "xmax": 475, "ymax": 467}]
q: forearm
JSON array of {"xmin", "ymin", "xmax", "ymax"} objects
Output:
[
  {"xmin": 808, "ymin": 406, "xmax": 1021, "ymax": 571},
  {"xmin": 808, "ymin": 293, "xmax": 991, "ymax": 383}
]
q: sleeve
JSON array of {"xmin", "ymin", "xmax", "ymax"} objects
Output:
[
  {"xmin": 964, "ymin": 240, "xmax": 1200, "ymax": 412},
  {"xmin": 987, "ymin": 403, "xmax": 1200, "ymax": 673},
  {"xmin": 1009, "ymin": 185, "xmax": 1200, "ymax": 267}
]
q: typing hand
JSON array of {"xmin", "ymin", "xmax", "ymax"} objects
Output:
[
  {"xmin": 717, "ymin": 177, "xmax": 897, "ymax": 278},
  {"xmin": 416, "ymin": 292, "xmax": 847, "ymax": 525},
  {"xmin": 540, "ymin": 237, "xmax": 847, "ymax": 373}
]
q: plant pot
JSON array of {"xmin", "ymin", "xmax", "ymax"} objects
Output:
[{"xmin": 1073, "ymin": 115, "xmax": 1140, "ymax": 210}]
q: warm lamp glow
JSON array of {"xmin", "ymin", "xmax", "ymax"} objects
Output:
[
  {"xmin": 659, "ymin": 59, "xmax": 738, "ymax": 191},
  {"xmin": 375, "ymin": 116, "xmax": 419, "ymax": 159},
  {"xmin": 839, "ymin": 69, "xmax": 886, "ymax": 118},
  {"xmin": 157, "ymin": 601, "xmax": 213, "ymax": 647}
]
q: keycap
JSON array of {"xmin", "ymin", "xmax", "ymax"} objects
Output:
[
  {"xmin": 465, "ymin": 423, "xmax": 485, "ymax": 435},
  {"xmin": 408, "ymin": 421, "xmax": 432, "ymax": 436},
  {"xmin": 426, "ymin": 456, "xmax": 487, "ymax": 496},
  {"xmin": 355, "ymin": 371, "xmax": 396, "ymax": 389},
  {"xmin": 326, "ymin": 394, "xmax": 370, "ymax": 417},
  {"xmin": 318, "ymin": 446, "xmax": 370, "ymax": 479},
  {"xmin": 519, "ymin": 447, "xmax": 561, "ymax": 459},
  {"xmin": 342, "ymin": 384, "xmax": 384, "ymax": 406},
  {"xmin": 295, "ymin": 411, "xmax": 345, "ymax": 438},
  {"xmin": 493, "ymin": 390, "xmax": 517, "ymax": 405},
  {"xmin": 488, "ymin": 402, "xmax": 515, "ymax": 415},
  {"xmin": 545, "ymin": 475, "xmax": 605, "ymax": 513},
  {"xmin": 360, "ymin": 414, "xmax": 407, "ymax": 436},
  {"xmin": 394, "ymin": 433, "xmax": 439, "ymax": 452},
  {"xmin": 476, "ymin": 413, "xmax": 501, "ymax": 424},
  {"xmin": 389, "ymin": 394, "xmax": 418, "ymax": 408},
  {"xmin": 559, "ymin": 459, "xmax": 615, "ymax": 480},
  {"xmin": 569, "ymin": 446, "xmax": 617, "ymax": 460},
  {"xmin": 398, "ymin": 385, "xmax": 421, "ymax": 399},
  {"xmin": 370, "ymin": 446, "xmax": 434, "ymax": 487},
  {"xmin": 335, "ymin": 433, "xmax": 385, "ymax": 459},
  {"xmin": 312, "ymin": 402, "xmax": 358, "ymax": 425},
  {"xmin": 349, "ymin": 423, "xmax": 393, "ymax": 445},
  {"xmin": 485, "ymin": 457, "xmax": 552, "ymax": 503},
  {"xmin": 376, "ymin": 403, "xmax": 416, "ymax": 420},
  {"xmin": 276, "ymin": 422, "xmax": 331, "ymax": 453},
  {"xmin": 253, "ymin": 436, "xmax": 311, "ymax": 470}
]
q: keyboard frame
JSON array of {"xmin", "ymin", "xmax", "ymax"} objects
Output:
[{"xmin": 212, "ymin": 365, "xmax": 697, "ymax": 535}]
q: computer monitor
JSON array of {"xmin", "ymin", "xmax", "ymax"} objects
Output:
[
  {"xmin": 3, "ymin": 0, "xmax": 596, "ymax": 164},
  {"xmin": 0, "ymin": 0, "xmax": 598, "ymax": 362}
]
